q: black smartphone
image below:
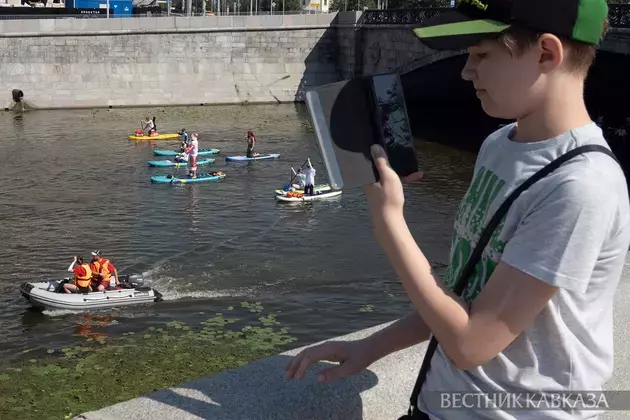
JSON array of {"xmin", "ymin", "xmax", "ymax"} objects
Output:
[{"xmin": 304, "ymin": 72, "xmax": 418, "ymax": 190}]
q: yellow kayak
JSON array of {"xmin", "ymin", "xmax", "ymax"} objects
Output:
[{"xmin": 129, "ymin": 133, "xmax": 181, "ymax": 141}]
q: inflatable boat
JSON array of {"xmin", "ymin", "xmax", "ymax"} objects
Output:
[{"xmin": 20, "ymin": 273, "xmax": 163, "ymax": 311}]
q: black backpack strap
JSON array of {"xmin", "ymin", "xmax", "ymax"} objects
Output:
[{"xmin": 401, "ymin": 145, "xmax": 618, "ymax": 419}]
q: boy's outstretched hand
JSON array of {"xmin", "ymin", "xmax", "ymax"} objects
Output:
[
  {"xmin": 285, "ymin": 339, "xmax": 376, "ymax": 383},
  {"xmin": 364, "ymin": 144, "xmax": 423, "ymax": 223}
]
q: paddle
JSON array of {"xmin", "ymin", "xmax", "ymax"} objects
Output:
[{"xmin": 284, "ymin": 159, "xmax": 308, "ymax": 190}]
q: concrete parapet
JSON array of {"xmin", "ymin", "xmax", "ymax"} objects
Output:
[{"xmin": 74, "ymin": 253, "xmax": 630, "ymax": 419}]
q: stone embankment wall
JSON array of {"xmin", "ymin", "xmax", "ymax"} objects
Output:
[
  {"xmin": 2, "ymin": 12, "xmax": 626, "ymax": 110},
  {"xmin": 0, "ymin": 15, "xmax": 342, "ymax": 109}
]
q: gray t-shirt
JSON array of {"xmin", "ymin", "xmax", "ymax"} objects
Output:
[{"xmin": 418, "ymin": 122, "xmax": 630, "ymax": 419}]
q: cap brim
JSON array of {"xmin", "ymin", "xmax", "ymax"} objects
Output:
[{"xmin": 413, "ymin": 11, "xmax": 511, "ymax": 51}]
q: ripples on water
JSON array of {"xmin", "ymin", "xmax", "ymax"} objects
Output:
[{"xmin": 0, "ymin": 104, "xmax": 476, "ymax": 358}]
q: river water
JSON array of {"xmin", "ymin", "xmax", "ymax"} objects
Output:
[{"xmin": 0, "ymin": 104, "xmax": 476, "ymax": 360}]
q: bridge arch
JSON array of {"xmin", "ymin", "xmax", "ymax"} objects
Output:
[{"xmin": 397, "ymin": 50, "xmax": 467, "ymax": 75}]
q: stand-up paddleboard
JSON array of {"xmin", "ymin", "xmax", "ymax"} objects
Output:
[
  {"xmin": 148, "ymin": 158, "xmax": 215, "ymax": 168},
  {"xmin": 153, "ymin": 148, "xmax": 220, "ymax": 157},
  {"xmin": 129, "ymin": 133, "xmax": 181, "ymax": 141},
  {"xmin": 151, "ymin": 171, "xmax": 226, "ymax": 184},
  {"xmin": 226, "ymin": 153, "xmax": 280, "ymax": 162},
  {"xmin": 276, "ymin": 190, "xmax": 342, "ymax": 202},
  {"xmin": 274, "ymin": 184, "xmax": 331, "ymax": 195}
]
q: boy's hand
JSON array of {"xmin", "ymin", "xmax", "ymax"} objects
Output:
[
  {"xmin": 285, "ymin": 339, "xmax": 375, "ymax": 383},
  {"xmin": 364, "ymin": 145, "xmax": 422, "ymax": 221}
]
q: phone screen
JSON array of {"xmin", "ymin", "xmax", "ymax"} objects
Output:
[
  {"xmin": 305, "ymin": 73, "xmax": 418, "ymax": 189},
  {"xmin": 370, "ymin": 73, "xmax": 418, "ymax": 178}
]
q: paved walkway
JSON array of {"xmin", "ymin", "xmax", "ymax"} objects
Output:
[{"xmin": 76, "ymin": 255, "xmax": 630, "ymax": 420}]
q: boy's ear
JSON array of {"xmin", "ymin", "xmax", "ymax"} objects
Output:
[{"xmin": 537, "ymin": 33, "xmax": 564, "ymax": 73}]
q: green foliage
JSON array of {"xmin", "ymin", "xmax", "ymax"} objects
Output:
[
  {"xmin": 329, "ymin": 0, "xmax": 451, "ymax": 10},
  {"xmin": 255, "ymin": 0, "xmax": 303, "ymax": 12},
  {"xmin": 0, "ymin": 302, "xmax": 297, "ymax": 420},
  {"xmin": 329, "ymin": 0, "xmax": 627, "ymax": 10}
]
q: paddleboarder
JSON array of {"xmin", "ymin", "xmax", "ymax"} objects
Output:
[
  {"xmin": 185, "ymin": 132, "xmax": 200, "ymax": 178},
  {"xmin": 303, "ymin": 158, "xmax": 316, "ymax": 196},
  {"xmin": 246, "ymin": 130, "xmax": 257, "ymax": 158}
]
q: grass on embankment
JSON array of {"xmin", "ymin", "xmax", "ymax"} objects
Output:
[{"xmin": 0, "ymin": 302, "xmax": 297, "ymax": 420}]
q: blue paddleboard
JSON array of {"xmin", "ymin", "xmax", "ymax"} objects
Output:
[
  {"xmin": 151, "ymin": 172, "xmax": 227, "ymax": 184},
  {"xmin": 153, "ymin": 148, "xmax": 220, "ymax": 157},
  {"xmin": 148, "ymin": 158, "xmax": 215, "ymax": 168},
  {"xmin": 225, "ymin": 153, "xmax": 280, "ymax": 162}
]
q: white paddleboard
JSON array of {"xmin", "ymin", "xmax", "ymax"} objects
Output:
[{"xmin": 275, "ymin": 190, "xmax": 342, "ymax": 202}]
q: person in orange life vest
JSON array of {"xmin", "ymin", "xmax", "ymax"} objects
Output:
[
  {"xmin": 185, "ymin": 132, "xmax": 199, "ymax": 178},
  {"xmin": 63, "ymin": 256, "xmax": 93, "ymax": 294},
  {"xmin": 89, "ymin": 250, "xmax": 119, "ymax": 291}
]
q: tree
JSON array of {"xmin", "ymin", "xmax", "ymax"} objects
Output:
[
  {"xmin": 329, "ymin": 0, "xmax": 378, "ymax": 11},
  {"xmin": 257, "ymin": 0, "xmax": 302, "ymax": 12},
  {"xmin": 329, "ymin": 0, "xmax": 451, "ymax": 11}
]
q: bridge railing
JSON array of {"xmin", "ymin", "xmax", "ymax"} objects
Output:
[
  {"xmin": 608, "ymin": 4, "xmax": 630, "ymax": 28},
  {"xmin": 359, "ymin": 4, "xmax": 630, "ymax": 28}
]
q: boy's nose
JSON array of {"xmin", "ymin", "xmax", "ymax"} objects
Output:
[{"xmin": 461, "ymin": 55, "xmax": 476, "ymax": 82}]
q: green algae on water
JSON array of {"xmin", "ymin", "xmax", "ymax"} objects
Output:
[
  {"xmin": 0, "ymin": 302, "xmax": 297, "ymax": 420},
  {"xmin": 359, "ymin": 304, "xmax": 374, "ymax": 313}
]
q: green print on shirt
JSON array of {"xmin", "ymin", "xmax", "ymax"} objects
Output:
[{"xmin": 442, "ymin": 166, "xmax": 508, "ymax": 302}]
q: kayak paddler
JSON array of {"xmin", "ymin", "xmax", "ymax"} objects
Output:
[{"xmin": 185, "ymin": 132, "xmax": 199, "ymax": 178}]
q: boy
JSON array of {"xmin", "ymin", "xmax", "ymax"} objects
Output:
[{"xmin": 285, "ymin": 1, "xmax": 630, "ymax": 419}]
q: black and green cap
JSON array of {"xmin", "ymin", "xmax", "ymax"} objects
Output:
[{"xmin": 413, "ymin": 0, "xmax": 608, "ymax": 51}]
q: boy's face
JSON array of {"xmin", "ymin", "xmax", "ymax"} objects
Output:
[{"xmin": 461, "ymin": 39, "xmax": 544, "ymax": 120}]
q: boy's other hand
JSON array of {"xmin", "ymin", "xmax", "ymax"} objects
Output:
[{"xmin": 285, "ymin": 339, "xmax": 375, "ymax": 383}]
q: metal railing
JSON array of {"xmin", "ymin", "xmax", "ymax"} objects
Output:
[
  {"xmin": 359, "ymin": 7, "xmax": 445, "ymax": 25},
  {"xmin": 0, "ymin": 10, "xmax": 331, "ymax": 19},
  {"xmin": 359, "ymin": 4, "xmax": 630, "ymax": 28},
  {"xmin": 608, "ymin": 3, "xmax": 630, "ymax": 28},
  {"xmin": 0, "ymin": 4, "xmax": 628, "ymax": 25}
]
